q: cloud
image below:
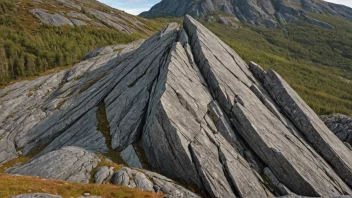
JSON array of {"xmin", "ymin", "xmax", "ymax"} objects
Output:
[
  {"xmin": 124, "ymin": 8, "xmax": 150, "ymax": 15},
  {"xmin": 98, "ymin": 0, "xmax": 158, "ymax": 15},
  {"xmin": 324, "ymin": 0, "xmax": 352, "ymax": 8}
]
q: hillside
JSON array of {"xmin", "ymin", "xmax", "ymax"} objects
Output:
[
  {"xmin": 0, "ymin": 0, "xmax": 162, "ymax": 86},
  {"xmin": 1, "ymin": 15, "xmax": 352, "ymax": 198},
  {"xmin": 140, "ymin": 0, "xmax": 352, "ymax": 29},
  {"xmin": 149, "ymin": 13, "xmax": 352, "ymax": 116}
]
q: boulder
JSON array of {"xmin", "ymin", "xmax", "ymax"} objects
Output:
[
  {"xmin": 111, "ymin": 167, "xmax": 200, "ymax": 197},
  {"xmin": 7, "ymin": 147, "xmax": 100, "ymax": 184},
  {"xmin": 93, "ymin": 166, "xmax": 114, "ymax": 184}
]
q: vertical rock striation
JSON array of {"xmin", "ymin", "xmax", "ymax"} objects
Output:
[{"xmin": 1, "ymin": 15, "xmax": 352, "ymax": 198}]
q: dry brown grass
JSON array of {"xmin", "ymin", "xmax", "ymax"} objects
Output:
[{"xmin": 0, "ymin": 174, "xmax": 163, "ymax": 198}]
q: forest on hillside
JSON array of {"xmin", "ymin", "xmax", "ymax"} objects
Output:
[{"xmin": 0, "ymin": 0, "xmax": 160, "ymax": 86}]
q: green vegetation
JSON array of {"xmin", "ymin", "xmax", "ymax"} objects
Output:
[
  {"xmin": 153, "ymin": 16, "xmax": 352, "ymax": 115},
  {"xmin": 203, "ymin": 17, "xmax": 352, "ymax": 115},
  {"xmin": 0, "ymin": 0, "xmax": 164, "ymax": 86}
]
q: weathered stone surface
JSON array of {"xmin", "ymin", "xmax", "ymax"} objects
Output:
[
  {"xmin": 93, "ymin": 166, "xmax": 114, "ymax": 184},
  {"xmin": 2, "ymin": 14, "xmax": 352, "ymax": 198},
  {"xmin": 30, "ymin": 9, "xmax": 73, "ymax": 26},
  {"xmin": 84, "ymin": 8, "xmax": 149, "ymax": 34},
  {"xmin": 0, "ymin": 41, "xmax": 142, "ymax": 163},
  {"xmin": 252, "ymin": 63, "xmax": 352, "ymax": 187},
  {"xmin": 111, "ymin": 167, "xmax": 200, "ymax": 197},
  {"xmin": 184, "ymin": 15, "xmax": 351, "ymax": 196},
  {"xmin": 322, "ymin": 114, "xmax": 352, "ymax": 145},
  {"xmin": 120, "ymin": 145, "xmax": 143, "ymax": 169},
  {"xmin": 70, "ymin": 18, "xmax": 87, "ymax": 26},
  {"xmin": 7, "ymin": 147, "xmax": 100, "ymax": 184},
  {"xmin": 142, "ymin": 38, "xmax": 270, "ymax": 197},
  {"xmin": 0, "ymin": 136, "xmax": 17, "ymax": 164},
  {"xmin": 10, "ymin": 194, "xmax": 62, "ymax": 198}
]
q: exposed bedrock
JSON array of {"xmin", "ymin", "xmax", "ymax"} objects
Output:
[
  {"xmin": 1, "ymin": 15, "xmax": 352, "ymax": 198},
  {"xmin": 183, "ymin": 15, "xmax": 351, "ymax": 196}
]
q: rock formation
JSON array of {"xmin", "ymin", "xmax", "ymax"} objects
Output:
[
  {"xmin": 140, "ymin": 0, "xmax": 352, "ymax": 29},
  {"xmin": 322, "ymin": 114, "xmax": 352, "ymax": 146},
  {"xmin": 1, "ymin": 15, "xmax": 352, "ymax": 197},
  {"xmin": 15, "ymin": 0, "xmax": 152, "ymax": 34}
]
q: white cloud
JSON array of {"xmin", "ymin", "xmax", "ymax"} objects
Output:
[
  {"xmin": 124, "ymin": 8, "xmax": 150, "ymax": 15},
  {"xmin": 324, "ymin": 0, "xmax": 352, "ymax": 8}
]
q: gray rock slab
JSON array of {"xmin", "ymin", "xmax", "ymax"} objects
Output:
[
  {"xmin": 7, "ymin": 146, "xmax": 100, "ymax": 184},
  {"xmin": 120, "ymin": 145, "xmax": 143, "ymax": 169},
  {"xmin": 184, "ymin": 15, "xmax": 351, "ymax": 196},
  {"xmin": 256, "ymin": 65, "xmax": 352, "ymax": 187},
  {"xmin": 30, "ymin": 9, "xmax": 73, "ymax": 26}
]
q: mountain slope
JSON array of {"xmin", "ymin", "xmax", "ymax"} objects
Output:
[
  {"xmin": 1, "ymin": 16, "xmax": 352, "ymax": 198},
  {"xmin": 140, "ymin": 0, "xmax": 352, "ymax": 28},
  {"xmin": 0, "ymin": 0, "xmax": 162, "ymax": 86}
]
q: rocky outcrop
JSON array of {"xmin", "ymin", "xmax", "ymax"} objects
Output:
[
  {"xmin": 111, "ymin": 167, "xmax": 200, "ymax": 198},
  {"xmin": 140, "ymin": 0, "xmax": 352, "ymax": 29},
  {"xmin": 93, "ymin": 166, "xmax": 114, "ymax": 184},
  {"xmin": 322, "ymin": 114, "xmax": 352, "ymax": 145},
  {"xmin": 7, "ymin": 146, "xmax": 100, "ymax": 184},
  {"xmin": 182, "ymin": 15, "xmax": 351, "ymax": 196},
  {"xmin": 1, "ymin": 15, "xmax": 352, "ymax": 198},
  {"xmin": 30, "ymin": 9, "xmax": 74, "ymax": 27},
  {"xmin": 25, "ymin": 0, "xmax": 153, "ymax": 34},
  {"xmin": 250, "ymin": 64, "xmax": 352, "ymax": 187}
]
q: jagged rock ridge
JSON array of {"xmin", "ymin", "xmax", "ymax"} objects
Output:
[
  {"xmin": 0, "ymin": 15, "xmax": 352, "ymax": 197},
  {"xmin": 140, "ymin": 0, "xmax": 352, "ymax": 29}
]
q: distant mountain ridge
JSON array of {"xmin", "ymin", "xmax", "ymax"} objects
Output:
[{"xmin": 140, "ymin": 0, "xmax": 352, "ymax": 28}]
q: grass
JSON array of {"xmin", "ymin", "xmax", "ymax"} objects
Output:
[
  {"xmin": 0, "ymin": 174, "xmax": 163, "ymax": 198},
  {"xmin": 95, "ymin": 101, "xmax": 128, "ymax": 167},
  {"xmin": 0, "ymin": 146, "xmax": 46, "ymax": 173},
  {"xmin": 151, "ymin": 16, "xmax": 352, "ymax": 116}
]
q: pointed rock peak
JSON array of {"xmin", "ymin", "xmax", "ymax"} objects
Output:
[{"xmin": 1, "ymin": 16, "xmax": 352, "ymax": 198}]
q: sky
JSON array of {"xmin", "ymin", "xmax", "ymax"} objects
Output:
[
  {"xmin": 98, "ymin": 0, "xmax": 160, "ymax": 15},
  {"xmin": 98, "ymin": 0, "xmax": 352, "ymax": 15}
]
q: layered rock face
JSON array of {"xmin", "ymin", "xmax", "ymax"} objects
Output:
[
  {"xmin": 1, "ymin": 15, "xmax": 352, "ymax": 197},
  {"xmin": 21, "ymin": 0, "xmax": 152, "ymax": 34},
  {"xmin": 140, "ymin": 0, "xmax": 352, "ymax": 28}
]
